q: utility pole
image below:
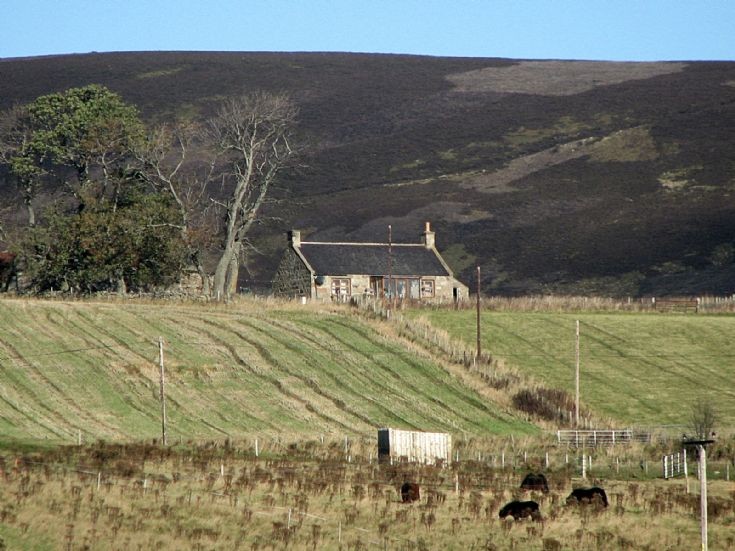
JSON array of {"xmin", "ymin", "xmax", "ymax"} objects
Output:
[
  {"xmin": 476, "ymin": 266, "xmax": 481, "ymax": 359},
  {"xmin": 684, "ymin": 438, "xmax": 714, "ymax": 551},
  {"xmin": 158, "ymin": 336, "xmax": 167, "ymax": 446},
  {"xmin": 699, "ymin": 444, "xmax": 708, "ymax": 551},
  {"xmin": 387, "ymin": 225, "xmax": 394, "ymax": 311},
  {"xmin": 575, "ymin": 320, "xmax": 580, "ymax": 428}
]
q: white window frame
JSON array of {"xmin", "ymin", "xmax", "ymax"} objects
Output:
[
  {"xmin": 330, "ymin": 277, "xmax": 351, "ymax": 297},
  {"xmin": 420, "ymin": 278, "xmax": 435, "ymax": 298}
]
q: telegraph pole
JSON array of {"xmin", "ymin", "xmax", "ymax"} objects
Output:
[
  {"xmin": 575, "ymin": 320, "xmax": 580, "ymax": 428},
  {"xmin": 158, "ymin": 336, "xmax": 167, "ymax": 446},
  {"xmin": 700, "ymin": 444, "xmax": 708, "ymax": 551},
  {"xmin": 387, "ymin": 225, "xmax": 394, "ymax": 311},
  {"xmin": 476, "ymin": 266, "xmax": 481, "ymax": 359},
  {"xmin": 684, "ymin": 438, "xmax": 714, "ymax": 551}
]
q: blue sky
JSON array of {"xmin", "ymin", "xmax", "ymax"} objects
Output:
[{"xmin": 2, "ymin": 1, "xmax": 733, "ymax": 61}]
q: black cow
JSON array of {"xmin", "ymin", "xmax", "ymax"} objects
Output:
[
  {"xmin": 498, "ymin": 500, "xmax": 541, "ymax": 521},
  {"xmin": 566, "ymin": 487, "xmax": 608, "ymax": 507},
  {"xmin": 400, "ymin": 482, "xmax": 420, "ymax": 503},
  {"xmin": 520, "ymin": 473, "xmax": 549, "ymax": 493}
]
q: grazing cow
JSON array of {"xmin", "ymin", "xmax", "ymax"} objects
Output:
[
  {"xmin": 520, "ymin": 473, "xmax": 549, "ymax": 493},
  {"xmin": 400, "ymin": 482, "xmax": 420, "ymax": 503},
  {"xmin": 566, "ymin": 487, "xmax": 608, "ymax": 507},
  {"xmin": 498, "ymin": 500, "xmax": 541, "ymax": 521}
]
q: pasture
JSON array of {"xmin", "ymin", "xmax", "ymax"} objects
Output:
[
  {"xmin": 1, "ymin": 297, "xmax": 734, "ymax": 549},
  {"xmin": 407, "ymin": 307, "xmax": 735, "ymax": 427},
  {"xmin": 0, "ymin": 298, "xmax": 531, "ymax": 444},
  {"xmin": 0, "ymin": 440, "xmax": 733, "ymax": 550}
]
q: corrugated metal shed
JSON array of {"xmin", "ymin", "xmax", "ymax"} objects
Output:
[{"xmin": 377, "ymin": 428, "xmax": 452, "ymax": 465}]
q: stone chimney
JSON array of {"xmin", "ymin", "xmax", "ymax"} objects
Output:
[
  {"xmin": 288, "ymin": 230, "xmax": 301, "ymax": 247},
  {"xmin": 422, "ymin": 222, "xmax": 435, "ymax": 249}
]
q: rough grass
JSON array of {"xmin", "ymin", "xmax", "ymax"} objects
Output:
[
  {"xmin": 0, "ymin": 298, "xmax": 532, "ymax": 443},
  {"xmin": 408, "ymin": 308, "xmax": 735, "ymax": 427},
  {"xmin": 1, "ymin": 441, "xmax": 733, "ymax": 550}
]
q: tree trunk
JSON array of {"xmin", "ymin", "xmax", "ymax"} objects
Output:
[
  {"xmin": 23, "ymin": 182, "xmax": 35, "ymax": 227},
  {"xmin": 212, "ymin": 183, "xmax": 245, "ymax": 300},
  {"xmin": 225, "ymin": 242, "xmax": 241, "ymax": 297},
  {"xmin": 212, "ymin": 244, "xmax": 235, "ymax": 300},
  {"xmin": 195, "ymin": 263, "xmax": 210, "ymax": 296},
  {"xmin": 25, "ymin": 200, "xmax": 35, "ymax": 227},
  {"xmin": 116, "ymin": 277, "xmax": 127, "ymax": 296}
]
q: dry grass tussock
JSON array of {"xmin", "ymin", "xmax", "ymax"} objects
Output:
[{"xmin": 0, "ymin": 440, "xmax": 733, "ymax": 550}]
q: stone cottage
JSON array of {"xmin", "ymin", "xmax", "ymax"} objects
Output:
[{"xmin": 272, "ymin": 222, "xmax": 468, "ymax": 302}]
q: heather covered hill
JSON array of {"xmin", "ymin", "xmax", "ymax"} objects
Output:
[{"xmin": 1, "ymin": 52, "xmax": 735, "ymax": 295}]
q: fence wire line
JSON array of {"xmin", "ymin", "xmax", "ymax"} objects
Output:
[{"xmin": 5, "ymin": 449, "xmax": 719, "ymax": 498}]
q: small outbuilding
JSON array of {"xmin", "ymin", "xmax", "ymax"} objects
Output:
[
  {"xmin": 272, "ymin": 222, "xmax": 468, "ymax": 302},
  {"xmin": 377, "ymin": 427, "xmax": 452, "ymax": 465}
]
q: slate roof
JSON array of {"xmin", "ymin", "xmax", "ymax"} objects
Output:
[{"xmin": 298, "ymin": 243, "xmax": 450, "ymax": 277}]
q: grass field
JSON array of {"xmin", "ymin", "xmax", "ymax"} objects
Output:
[
  {"xmin": 408, "ymin": 308, "xmax": 735, "ymax": 428},
  {"xmin": 0, "ymin": 298, "xmax": 533, "ymax": 444}
]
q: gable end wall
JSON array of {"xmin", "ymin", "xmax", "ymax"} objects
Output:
[{"xmin": 272, "ymin": 248, "xmax": 313, "ymax": 297}]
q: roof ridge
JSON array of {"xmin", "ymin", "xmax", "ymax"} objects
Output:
[{"xmin": 301, "ymin": 241, "xmax": 423, "ymax": 246}]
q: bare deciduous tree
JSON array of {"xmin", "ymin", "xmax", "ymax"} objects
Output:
[
  {"xmin": 206, "ymin": 92, "xmax": 297, "ymax": 300},
  {"xmin": 689, "ymin": 398, "xmax": 718, "ymax": 440},
  {"xmin": 135, "ymin": 121, "xmax": 219, "ymax": 295}
]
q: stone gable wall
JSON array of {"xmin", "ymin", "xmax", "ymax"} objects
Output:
[{"xmin": 272, "ymin": 248, "xmax": 313, "ymax": 297}]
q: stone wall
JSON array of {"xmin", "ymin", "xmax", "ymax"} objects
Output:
[
  {"xmin": 272, "ymin": 248, "xmax": 313, "ymax": 297},
  {"xmin": 318, "ymin": 274, "xmax": 467, "ymax": 302}
]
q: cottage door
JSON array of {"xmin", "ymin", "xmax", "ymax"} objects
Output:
[{"xmin": 370, "ymin": 276, "xmax": 383, "ymax": 297}]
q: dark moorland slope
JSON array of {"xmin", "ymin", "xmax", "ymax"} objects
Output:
[{"xmin": 1, "ymin": 52, "xmax": 735, "ymax": 295}]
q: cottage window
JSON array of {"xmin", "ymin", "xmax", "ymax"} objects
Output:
[
  {"xmin": 420, "ymin": 279, "xmax": 435, "ymax": 298},
  {"xmin": 331, "ymin": 278, "xmax": 351, "ymax": 297},
  {"xmin": 384, "ymin": 277, "xmax": 420, "ymax": 299}
]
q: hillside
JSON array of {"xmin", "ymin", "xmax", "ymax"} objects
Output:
[
  {"xmin": 409, "ymin": 307, "xmax": 735, "ymax": 427},
  {"xmin": 0, "ymin": 298, "xmax": 531, "ymax": 443},
  {"xmin": 1, "ymin": 52, "xmax": 735, "ymax": 295}
]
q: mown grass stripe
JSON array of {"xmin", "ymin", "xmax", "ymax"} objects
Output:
[{"xmin": 234, "ymin": 316, "xmax": 423, "ymax": 431}]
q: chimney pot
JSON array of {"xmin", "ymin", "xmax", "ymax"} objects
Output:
[
  {"xmin": 422, "ymin": 222, "xmax": 435, "ymax": 249},
  {"xmin": 288, "ymin": 230, "xmax": 301, "ymax": 247}
]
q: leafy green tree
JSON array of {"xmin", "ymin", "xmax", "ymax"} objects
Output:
[
  {"xmin": 2, "ymin": 85, "xmax": 187, "ymax": 295},
  {"xmin": 24, "ymin": 184, "xmax": 186, "ymax": 293},
  {"xmin": 13, "ymin": 84, "xmax": 144, "ymax": 211},
  {"xmin": 0, "ymin": 104, "xmax": 43, "ymax": 226}
]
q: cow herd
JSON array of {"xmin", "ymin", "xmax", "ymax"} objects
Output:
[{"xmin": 400, "ymin": 472, "xmax": 608, "ymax": 522}]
